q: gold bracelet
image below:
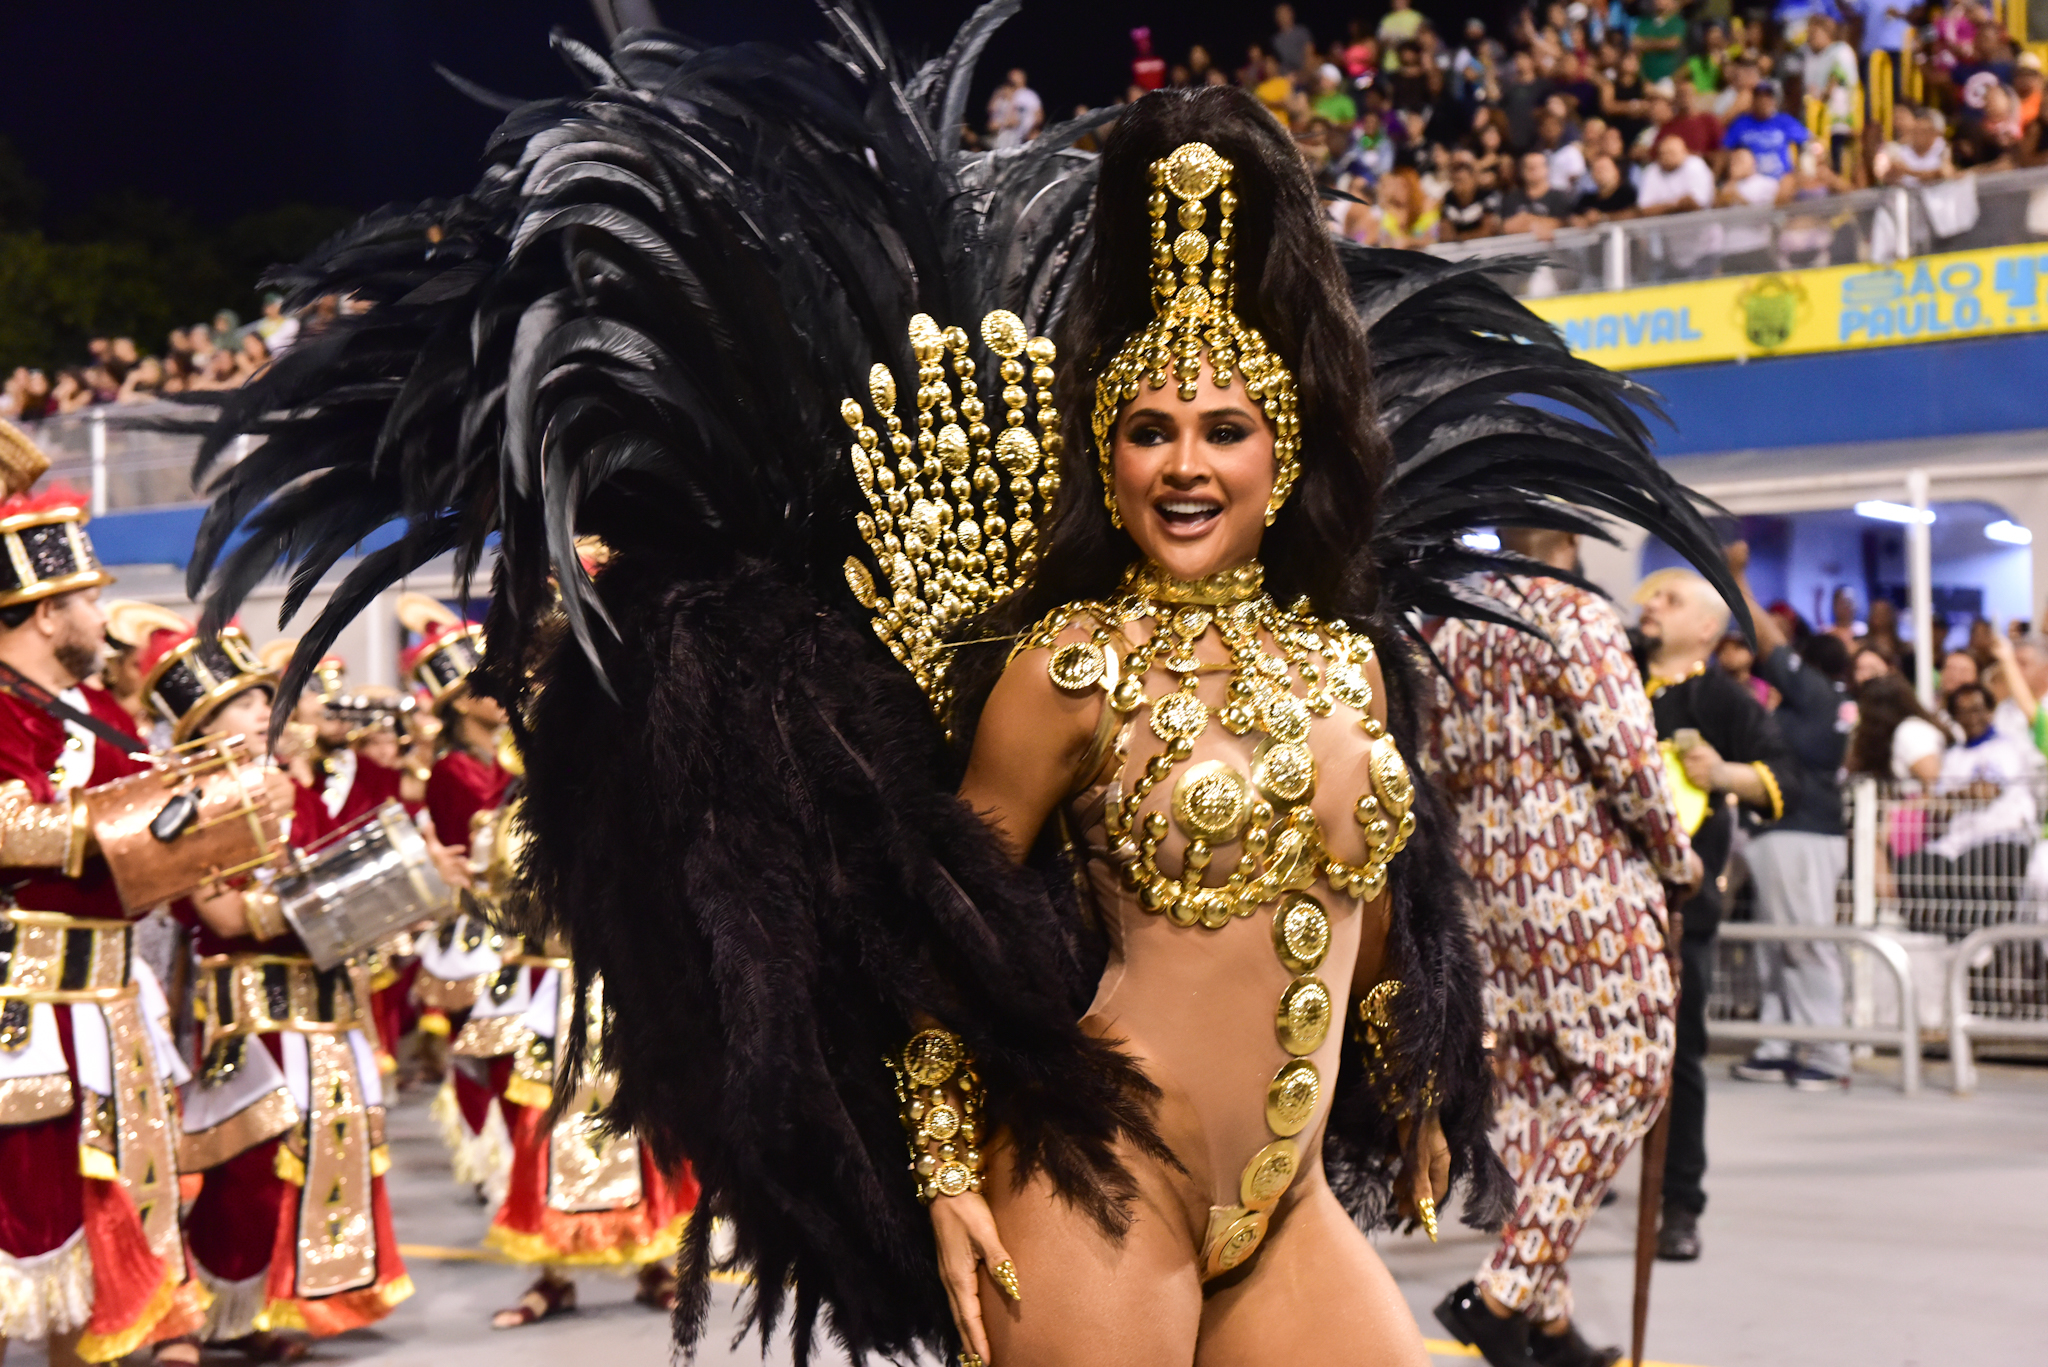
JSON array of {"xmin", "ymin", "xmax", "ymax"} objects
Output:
[
  {"xmin": 243, "ymin": 887, "xmax": 289, "ymax": 943},
  {"xmin": 887, "ymin": 1028, "xmax": 985, "ymax": 1202}
]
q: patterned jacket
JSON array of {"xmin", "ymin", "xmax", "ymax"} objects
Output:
[{"xmin": 1423, "ymin": 574, "xmax": 1691, "ymax": 1035}]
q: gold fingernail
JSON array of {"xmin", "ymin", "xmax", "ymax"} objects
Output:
[
  {"xmin": 992, "ymin": 1259, "xmax": 1022, "ymax": 1302},
  {"xmin": 1418, "ymin": 1195, "xmax": 1439, "ymax": 1243}
]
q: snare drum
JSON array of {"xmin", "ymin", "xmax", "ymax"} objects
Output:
[
  {"xmin": 275, "ymin": 801, "xmax": 452, "ymax": 970},
  {"xmin": 84, "ymin": 737, "xmax": 285, "ymax": 911}
]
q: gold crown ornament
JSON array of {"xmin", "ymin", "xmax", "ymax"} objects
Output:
[
  {"xmin": 840, "ymin": 310, "xmax": 1063, "ymax": 718},
  {"xmin": 1091, "ymin": 143, "xmax": 1301, "ymax": 528}
]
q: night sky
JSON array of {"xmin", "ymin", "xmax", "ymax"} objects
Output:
[{"xmin": 7, "ymin": 0, "xmax": 1489, "ymax": 224}]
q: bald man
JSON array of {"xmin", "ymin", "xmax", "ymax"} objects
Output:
[{"xmin": 1633, "ymin": 567, "xmax": 1797, "ymax": 1262}]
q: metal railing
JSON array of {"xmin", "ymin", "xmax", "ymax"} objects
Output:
[
  {"xmin": 1425, "ymin": 164, "xmax": 2048, "ymax": 298},
  {"xmin": 13, "ymin": 402, "xmax": 224, "ymax": 515},
  {"xmin": 1705, "ymin": 773, "xmax": 2048, "ymax": 1094},
  {"xmin": 1947, "ymin": 923, "xmax": 2048, "ymax": 1094}
]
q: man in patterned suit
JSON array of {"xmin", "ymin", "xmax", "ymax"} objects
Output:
[{"xmin": 1422, "ymin": 528, "xmax": 1701, "ymax": 1367}]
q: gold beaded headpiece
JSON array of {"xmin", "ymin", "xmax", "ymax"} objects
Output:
[
  {"xmin": 1091, "ymin": 142, "xmax": 1302, "ymax": 528},
  {"xmin": 840, "ymin": 310, "xmax": 1063, "ymax": 717}
]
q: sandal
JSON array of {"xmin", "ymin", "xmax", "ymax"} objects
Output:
[
  {"xmin": 634, "ymin": 1260, "xmax": 679, "ymax": 1312},
  {"xmin": 219, "ymin": 1330, "xmax": 311, "ymax": 1362},
  {"xmin": 491, "ymin": 1274, "xmax": 578, "ymax": 1329}
]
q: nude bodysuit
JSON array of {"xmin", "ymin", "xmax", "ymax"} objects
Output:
[{"xmin": 1022, "ymin": 561, "xmax": 1416, "ymax": 1280}]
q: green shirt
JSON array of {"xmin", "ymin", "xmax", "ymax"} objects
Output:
[
  {"xmin": 1313, "ymin": 91, "xmax": 1358, "ymax": 124},
  {"xmin": 1684, "ymin": 54, "xmax": 1723, "ymax": 92},
  {"xmin": 1635, "ymin": 14, "xmax": 1689, "ymax": 83}
]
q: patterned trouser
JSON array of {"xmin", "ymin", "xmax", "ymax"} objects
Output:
[{"xmin": 1475, "ymin": 1012, "xmax": 1673, "ymax": 1323}]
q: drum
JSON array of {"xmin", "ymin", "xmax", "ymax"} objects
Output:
[
  {"xmin": 275, "ymin": 800, "xmax": 452, "ymax": 970},
  {"xmin": 83, "ymin": 737, "xmax": 285, "ymax": 911}
]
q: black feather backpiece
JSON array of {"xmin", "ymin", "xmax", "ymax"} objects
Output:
[{"xmin": 170, "ymin": 6, "xmax": 1736, "ymax": 1360}]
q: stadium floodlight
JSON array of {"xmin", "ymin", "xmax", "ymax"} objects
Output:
[
  {"xmin": 1985, "ymin": 519, "xmax": 2033, "ymax": 546},
  {"xmin": 1854, "ymin": 500, "xmax": 1935, "ymax": 525},
  {"xmin": 1460, "ymin": 530, "xmax": 1501, "ymax": 551}
]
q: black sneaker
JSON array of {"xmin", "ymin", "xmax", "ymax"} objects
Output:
[
  {"xmin": 1785, "ymin": 1064, "xmax": 1850, "ymax": 1093},
  {"xmin": 1657, "ymin": 1205, "xmax": 1701, "ymax": 1261},
  {"xmin": 1529, "ymin": 1321, "xmax": 1623, "ymax": 1367},
  {"xmin": 1434, "ymin": 1281, "xmax": 1539, "ymax": 1367},
  {"xmin": 1730, "ymin": 1054, "xmax": 1795, "ymax": 1082}
]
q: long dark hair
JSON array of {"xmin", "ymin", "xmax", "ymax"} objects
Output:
[
  {"xmin": 950, "ymin": 87, "xmax": 1389, "ymax": 747},
  {"xmin": 1846, "ymin": 672, "xmax": 1943, "ymax": 776}
]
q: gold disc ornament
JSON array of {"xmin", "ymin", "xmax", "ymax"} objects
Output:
[
  {"xmin": 1172, "ymin": 761, "xmax": 1250, "ymax": 844},
  {"xmin": 1271, "ymin": 892, "xmax": 1331, "ymax": 974},
  {"xmin": 1265, "ymin": 1058, "xmax": 1320, "ymax": 1136},
  {"xmin": 1239, "ymin": 1138, "xmax": 1301, "ymax": 1206},
  {"xmin": 1048, "ymin": 642, "xmax": 1105, "ymax": 692},
  {"xmin": 1276, "ymin": 976, "xmax": 1333, "ymax": 1055},
  {"xmin": 902, "ymin": 1029, "xmax": 965, "ymax": 1087}
]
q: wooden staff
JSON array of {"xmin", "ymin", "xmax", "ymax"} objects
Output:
[{"xmin": 1633, "ymin": 907, "xmax": 1685, "ymax": 1367}]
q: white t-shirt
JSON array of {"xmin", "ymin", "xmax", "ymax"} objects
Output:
[
  {"xmin": 1930, "ymin": 731, "xmax": 2040, "ymax": 856},
  {"xmin": 1882, "ymin": 137, "xmax": 1951, "ymax": 185},
  {"xmin": 1637, "ymin": 155, "xmax": 1716, "ymax": 211},
  {"xmin": 1723, "ymin": 172, "xmax": 1781, "ymax": 253},
  {"xmin": 1547, "ymin": 143, "xmax": 1589, "ymax": 196},
  {"xmin": 1802, "ymin": 40, "xmax": 1861, "ymax": 131},
  {"xmin": 1890, "ymin": 714, "xmax": 1947, "ymax": 783}
]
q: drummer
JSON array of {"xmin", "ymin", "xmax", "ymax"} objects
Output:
[
  {"xmin": 397, "ymin": 596, "xmax": 527, "ymax": 1200},
  {"xmin": 141, "ymin": 619, "xmax": 413, "ymax": 1359},
  {"xmin": 0, "ymin": 433, "xmax": 223, "ymax": 1366}
]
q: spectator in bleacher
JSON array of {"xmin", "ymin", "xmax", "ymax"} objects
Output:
[
  {"xmin": 1714, "ymin": 52, "xmax": 1762, "ymax": 123},
  {"xmin": 1801, "ymin": 15, "xmax": 1861, "ymax": 171},
  {"xmin": 1469, "ymin": 112, "xmax": 1511, "ymax": 189},
  {"xmin": 1729, "ymin": 546, "xmax": 1858, "ymax": 1091},
  {"xmin": 1376, "ymin": 0, "xmax": 1425, "ymax": 63},
  {"xmin": 1500, "ymin": 150, "xmax": 1577, "ymax": 237},
  {"xmin": 1634, "ymin": 0, "xmax": 1690, "ymax": 85},
  {"xmin": 1960, "ymin": 80, "xmax": 2027, "ymax": 167},
  {"xmin": 2015, "ymin": 52, "xmax": 2043, "ymax": 132},
  {"xmin": 1856, "ymin": 0, "xmax": 1913, "ymax": 97},
  {"xmin": 1877, "ymin": 106, "xmax": 1959, "ymax": 184},
  {"xmin": 1439, "ymin": 153, "xmax": 1504, "ymax": 239},
  {"xmin": 1852, "ymin": 641, "xmax": 1899, "ymax": 684},
  {"xmin": 1722, "ymin": 79, "xmax": 1809, "ymax": 178},
  {"xmin": 1989, "ymin": 633, "xmax": 2048, "ymax": 766},
  {"xmin": 1864, "ymin": 599, "xmax": 1913, "ymax": 681},
  {"xmin": 1129, "ymin": 27, "xmax": 1166, "ymax": 91},
  {"xmin": 1902, "ymin": 683, "xmax": 2042, "ymax": 915},
  {"xmin": 1535, "ymin": 109, "xmax": 1588, "ymax": 193},
  {"xmin": 115, "ymin": 356, "xmax": 163, "ymax": 404},
  {"xmin": 1570, "ymin": 152, "xmax": 1640, "ymax": 223},
  {"xmin": 1928, "ymin": 0, "xmax": 1984, "ymax": 88},
  {"xmin": 1388, "ymin": 39, "xmax": 1442, "ymax": 127},
  {"xmin": 1451, "ymin": 18, "xmax": 1495, "ymax": 108},
  {"xmin": 1253, "ymin": 52, "xmax": 1294, "ymax": 115},
  {"xmin": 1847, "ymin": 672, "xmax": 1946, "ymax": 785},
  {"xmin": 1501, "ymin": 48, "xmax": 1555, "ymax": 151},
  {"xmin": 1718, "ymin": 147, "xmax": 1783, "ymax": 267},
  {"xmin": 985, "ymin": 68, "xmax": 1042, "ymax": 148},
  {"xmin": 1686, "ymin": 23, "xmax": 1730, "ymax": 94},
  {"xmin": 1375, "ymin": 166, "xmax": 1441, "ymax": 248},
  {"xmin": 1637, "ymin": 133, "xmax": 1717, "ymax": 213},
  {"xmin": 1658, "ymin": 80, "xmax": 1719, "ymax": 163},
  {"xmin": 1983, "ymin": 635, "xmax": 2048, "ymax": 752},
  {"xmin": 1631, "ymin": 86, "xmax": 1678, "ymax": 166},
  {"xmin": 1601, "ymin": 48, "xmax": 1653, "ymax": 151},
  {"xmin": 1311, "ymin": 63, "xmax": 1356, "ymax": 124},
  {"xmin": 1939, "ymin": 648, "xmax": 1982, "ymax": 700},
  {"xmin": 1235, "ymin": 42, "xmax": 1269, "ymax": 87},
  {"xmin": 1337, "ymin": 107, "xmax": 1396, "ymax": 183},
  {"xmin": 1272, "ymin": 2, "xmax": 1314, "ymax": 73},
  {"xmin": 255, "ymin": 292, "xmax": 300, "ymax": 357}
]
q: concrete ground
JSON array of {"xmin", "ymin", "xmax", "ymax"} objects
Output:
[{"xmin": 24, "ymin": 1049, "xmax": 2045, "ymax": 1366}]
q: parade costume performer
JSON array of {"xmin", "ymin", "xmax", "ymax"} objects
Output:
[
  {"xmin": 400, "ymin": 605, "xmax": 521, "ymax": 1194},
  {"xmin": 457, "ymin": 781, "xmax": 697, "ymax": 1328},
  {"xmin": 102, "ymin": 600, "xmax": 190, "ymax": 741},
  {"xmin": 176, "ymin": 9, "xmax": 1739, "ymax": 1361},
  {"xmin": 135, "ymin": 619, "xmax": 410, "ymax": 1354},
  {"xmin": 1423, "ymin": 531, "xmax": 1700, "ymax": 1367},
  {"xmin": 0, "ymin": 428, "xmax": 215, "ymax": 1364},
  {"xmin": 1630, "ymin": 569, "xmax": 1793, "ymax": 1265}
]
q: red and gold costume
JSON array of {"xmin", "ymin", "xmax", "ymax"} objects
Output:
[
  {"xmin": 137, "ymin": 623, "xmax": 412, "ymax": 1341},
  {"xmin": 0, "ymin": 474, "xmax": 207, "ymax": 1360}
]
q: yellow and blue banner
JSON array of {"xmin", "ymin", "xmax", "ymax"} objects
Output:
[{"xmin": 1523, "ymin": 241, "xmax": 2048, "ymax": 370}]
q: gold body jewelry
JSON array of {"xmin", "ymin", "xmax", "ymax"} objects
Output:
[
  {"xmin": 1018, "ymin": 560, "xmax": 1418, "ymax": 1278},
  {"xmin": 887, "ymin": 1028, "xmax": 987, "ymax": 1203}
]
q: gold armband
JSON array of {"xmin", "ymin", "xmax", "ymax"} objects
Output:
[
  {"xmin": 1355, "ymin": 979, "xmax": 1441, "ymax": 1240},
  {"xmin": 0, "ymin": 781, "xmax": 87, "ymax": 874},
  {"xmin": 886, "ymin": 1028, "xmax": 985, "ymax": 1203},
  {"xmin": 242, "ymin": 886, "xmax": 290, "ymax": 943}
]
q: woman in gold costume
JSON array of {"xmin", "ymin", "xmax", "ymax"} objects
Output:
[{"xmin": 179, "ymin": 9, "xmax": 1733, "ymax": 1363}]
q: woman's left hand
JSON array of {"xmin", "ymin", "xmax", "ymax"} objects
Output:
[{"xmin": 1396, "ymin": 1113, "xmax": 1451, "ymax": 1230}]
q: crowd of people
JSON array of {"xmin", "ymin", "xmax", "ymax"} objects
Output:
[
  {"xmin": 0, "ymin": 292, "xmax": 359, "ymax": 422},
  {"xmin": 1053, "ymin": 1, "xmax": 2047, "ymax": 251}
]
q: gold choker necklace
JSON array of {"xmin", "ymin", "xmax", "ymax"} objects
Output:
[{"xmin": 1120, "ymin": 560, "xmax": 1266, "ymax": 606}]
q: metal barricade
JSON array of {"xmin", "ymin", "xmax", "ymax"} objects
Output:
[
  {"xmin": 1707, "ymin": 924, "xmax": 1922, "ymax": 1093},
  {"xmin": 1947, "ymin": 924, "xmax": 2048, "ymax": 1094},
  {"xmin": 20, "ymin": 403, "xmax": 208, "ymax": 513}
]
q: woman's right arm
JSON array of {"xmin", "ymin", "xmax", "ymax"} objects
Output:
[{"xmin": 931, "ymin": 630, "xmax": 1105, "ymax": 1359}]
